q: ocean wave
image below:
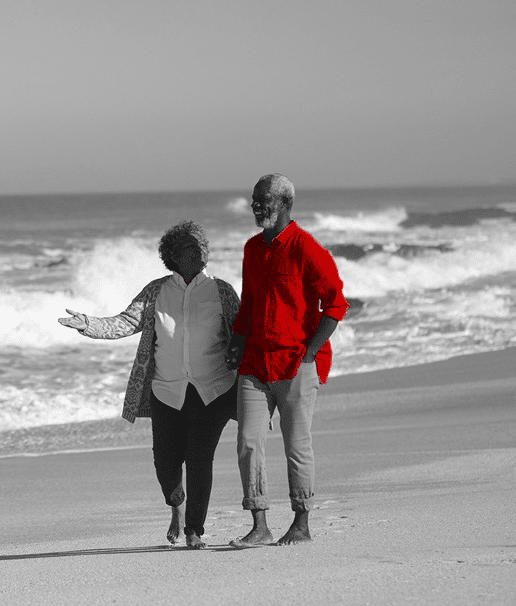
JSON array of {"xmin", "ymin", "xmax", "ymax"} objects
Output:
[
  {"xmin": 0, "ymin": 246, "xmax": 70, "ymax": 274},
  {"xmin": 401, "ymin": 206, "xmax": 516, "ymax": 229},
  {"xmin": 0, "ymin": 239, "xmax": 165, "ymax": 347},
  {"xmin": 329, "ymin": 284, "xmax": 516, "ymax": 377},
  {"xmin": 414, "ymin": 286, "xmax": 513, "ymax": 320},
  {"xmin": 33, "ymin": 256, "xmax": 68, "ymax": 269},
  {"xmin": 2, "ymin": 227, "xmax": 516, "ymax": 348},
  {"xmin": 497, "ymin": 202, "xmax": 516, "ymax": 213},
  {"xmin": 2, "ymin": 272, "xmax": 515, "ymax": 433},
  {"xmin": 0, "ymin": 237, "xmax": 245, "ymax": 349},
  {"xmin": 312, "ymin": 207, "xmax": 407, "ymax": 233},
  {"xmin": 326, "ymin": 242, "xmax": 453, "ymax": 261},
  {"xmin": 311, "ymin": 205, "xmax": 516, "ymax": 235},
  {"xmin": 0, "ymin": 382, "xmax": 124, "ymax": 431},
  {"xmin": 225, "ymin": 196, "xmax": 250, "ymax": 214},
  {"xmin": 337, "ymin": 234, "xmax": 516, "ymax": 298}
]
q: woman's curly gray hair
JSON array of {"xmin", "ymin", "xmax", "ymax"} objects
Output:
[{"xmin": 159, "ymin": 220, "xmax": 209, "ymax": 272}]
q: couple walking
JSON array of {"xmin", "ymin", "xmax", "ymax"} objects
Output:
[{"xmin": 59, "ymin": 174, "xmax": 349, "ymax": 549}]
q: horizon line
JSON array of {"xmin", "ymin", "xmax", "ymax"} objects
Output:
[{"xmin": 1, "ymin": 179, "xmax": 515, "ymax": 198}]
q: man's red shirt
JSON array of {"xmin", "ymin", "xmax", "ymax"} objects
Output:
[{"xmin": 232, "ymin": 221, "xmax": 349, "ymax": 384}]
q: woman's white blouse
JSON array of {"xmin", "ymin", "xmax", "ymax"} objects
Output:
[{"xmin": 152, "ymin": 271, "xmax": 236, "ymax": 409}]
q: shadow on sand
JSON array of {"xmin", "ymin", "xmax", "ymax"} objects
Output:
[{"xmin": 0, "ymin": 544, "xmax": 241, "ymax": 560}]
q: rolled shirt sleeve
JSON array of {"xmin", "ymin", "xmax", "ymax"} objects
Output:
[{"xmin": 304, "ymin": 241, "xmax": 349, "ymax": 321}]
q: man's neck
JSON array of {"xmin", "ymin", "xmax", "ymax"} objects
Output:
[{"xmin": 262, "ymin": 216, "xmax": 291, "ymax": 245}]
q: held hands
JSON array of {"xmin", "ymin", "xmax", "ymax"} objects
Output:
[
  {"xmin": 226, "ymin": 345, "xmax": 243, "ymax": 370},
  {"xmin": 226, "ymin": 345, "xmax": 315, "ymax": 368},
  {"xmin": 58, "ymin": 309, "xmax": 88, "ymax": 331},
  {"xmin": 226, "ymin": 334, "xmax": 247, "ymax": 370}
]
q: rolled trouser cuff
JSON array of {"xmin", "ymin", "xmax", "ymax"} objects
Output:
[
  {"xmin": 167, "ymin": 485, "xmax": 185, "ymax": 508},
  {"xmin": 290, "ymin": 494, "xmax": 315, "ymax": 512},
  {"xmin": 185, "ymin": 526, "xmax": 204, "ymax": 537},
  {"xmin": 242, "ymin": 496, "xmax": 270, "ymax": 511}
]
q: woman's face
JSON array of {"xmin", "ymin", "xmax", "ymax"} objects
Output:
[{"xmin": 172, "ymin": 234, "xmax": 208, "ymax": 277}]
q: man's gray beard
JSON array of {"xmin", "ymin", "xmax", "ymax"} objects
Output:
[{"xmin": 256, "ymin": 209, "xmax": 279, "ymax": 229}]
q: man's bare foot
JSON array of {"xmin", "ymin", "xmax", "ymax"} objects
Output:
[
  {"xmin": 277, "ymin": 511, "xmax": 312, "ymax": 545},
  {"xmin": 229, "ymin": 527, "xmax": 274, "ymax": 548},
  {"xmin": 277, "ymin": 525, "xmax": 312, "ymax": 545},
  {"xmin": 230, "ymin": 509, "xmax": 274, "ymax": 548},
  {"xmin": 166, "ymin": 504, "xmax": 185, "ymax": 544},
  {"xmin": 186, "ymin": 533, "xmax": 206, "ymax": 550}
]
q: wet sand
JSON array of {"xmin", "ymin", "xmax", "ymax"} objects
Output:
[{"xmin": 1, "ymin": 348, "xmax": 515, "ymax": 605}]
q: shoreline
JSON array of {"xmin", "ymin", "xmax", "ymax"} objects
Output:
[
  {"xmin": 1, "ymin": 346, "xmax": 515, "ymax": 459},
  {"xmin": 322, "ymin": 345, "xmax": 516, "ymax": 395},
  {"xmin": 2, "ymin": 343, "xmax": 515, "ymax": 604}
]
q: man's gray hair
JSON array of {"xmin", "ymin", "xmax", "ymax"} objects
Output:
[{"xmin": 256, "ymin": 173, "xmax": 295, "ymax": 210}]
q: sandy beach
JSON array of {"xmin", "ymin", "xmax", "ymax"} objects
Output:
[{"xmin": 1, "ymin": 348, "xmax": 515, "ymax": 605}]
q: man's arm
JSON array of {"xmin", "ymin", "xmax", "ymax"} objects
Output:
[
  {"xmin": 300, "ymin": 235, "xmax": 349, "ymax": 363},
  {"xmin": 301, "ymin": 316, "xmax": 339, "ymax": 363}
]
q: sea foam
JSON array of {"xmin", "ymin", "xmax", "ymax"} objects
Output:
[
  {"xmin": 313, "ymin": 207, "xmax": 408, "ymax": 233},
  {"xmin": 0, "ymin": 239, "xmax": 165, "ymax": 348},
  {"xmin": 3, "ymin": 224, "xmax": 516, "ymax": 349},
  {"xmin": 337, "ymin": 233, "xmax": 516, "ymax": 298},
  {"xmin": 0, "ymin": 237, "xmax": 244, "ymax": 349},
  {"xmin": 225, "ymin": 196, "xmax": 249, "ymax": 214}
]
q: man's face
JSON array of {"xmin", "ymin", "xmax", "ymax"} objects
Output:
[{"xmin": 251, "ymin": 184, "xmax": 282, "ymax": 229}]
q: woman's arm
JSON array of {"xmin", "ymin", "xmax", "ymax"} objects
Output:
[
  {"xmin": 58, "ymin": 309, "xmax": 88, "ymax": 331},
  {"xmin": 231, "ymin": 245, "xmax": 252, "ymax": 337},
  {"xmin": 58, "ymin": 282, "xmax": 154, "ymax": 340}
]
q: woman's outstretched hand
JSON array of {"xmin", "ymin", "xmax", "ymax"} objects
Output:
[{"xmin": 58, "ymin": 309, "xmax": 87, "ymax": 331}]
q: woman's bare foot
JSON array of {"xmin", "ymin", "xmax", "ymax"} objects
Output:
[
  {"xmin": 186, "ymin": 533, "xmax": 206, "ymax": 549},
  {"xmin": 277, "ymin": 511, "xmax": 312, "ymax": 546},
  {"xmin": 166, "ymin": 504, "xmax": 185, "ymax": 544}
]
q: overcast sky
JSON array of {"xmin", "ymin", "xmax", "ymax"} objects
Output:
[{"xmin": 1, "ymin": 0, "xmax": 515, "ymax": 194}]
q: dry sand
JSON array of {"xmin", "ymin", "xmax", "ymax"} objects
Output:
[{"xmin": 1, "ymin": 348, "xmax": 515, "ymax": 605}]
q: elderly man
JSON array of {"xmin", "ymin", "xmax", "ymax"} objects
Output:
[{"xmin": 227, "ymin": 174, "xmax": 349, "ymax": 547}]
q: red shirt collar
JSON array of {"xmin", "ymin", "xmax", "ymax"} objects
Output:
[{"xmin": 260, "ymin": 220, "xmax": 297, "ymax": 246}]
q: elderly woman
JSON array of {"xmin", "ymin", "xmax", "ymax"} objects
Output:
[{"xmin": 59, "ymin": 220, "xmax": 240, "ymax": 549}]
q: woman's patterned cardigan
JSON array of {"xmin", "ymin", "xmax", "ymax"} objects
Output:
[{"xmin": 80, "ymin": 275, "xmax": 241, "ymax": 423}]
